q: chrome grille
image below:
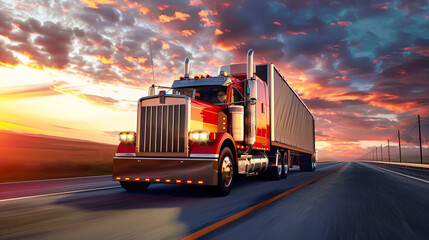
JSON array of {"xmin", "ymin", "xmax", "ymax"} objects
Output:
[{"xmin": 139, "ymin": 104, "xmax": 186, "ymax": 153}]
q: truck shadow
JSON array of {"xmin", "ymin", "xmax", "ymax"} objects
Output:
[{"xmin": 53, "ymin": 169, "xmax": 302, "ymax": 212}]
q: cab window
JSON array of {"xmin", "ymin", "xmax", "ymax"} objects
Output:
[{"xmin": 230, "ymin": 87, "xmax": 243, "ymax": 105}]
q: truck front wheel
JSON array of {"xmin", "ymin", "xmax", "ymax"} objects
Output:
[
  {"xmin": 208, "ymin": 147, "xmax": 234, "ymax": 196},
  {"xmin": 120, "ymin": 181, "xmax": 150, "ymax": 192}
]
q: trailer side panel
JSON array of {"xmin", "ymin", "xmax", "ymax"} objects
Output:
[{"xmin": 257, "ymin": 64, "xmax": 315, "ymax": 153}]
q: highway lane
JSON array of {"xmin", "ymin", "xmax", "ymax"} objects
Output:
[
  {"xmin": 203, "ymin": 161, "xmax": 429, "ymax": 240},
  {"xmin": 0, "ymin": 162, "xmax": 342, "ymax": 239},
  {"xmin": 0, "ymin": 175, "xmax": 117, "ymax": 200},
  {"xmin": 365, "ymin": 162, "xmax": 429, "ymax": 182}
]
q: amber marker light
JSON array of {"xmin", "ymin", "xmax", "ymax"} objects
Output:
[
  {"xmin": 166, "ymin": 179, "xmax": 171, "ymax": 183},
  {"xmin": 116, "ymin": 177, "xmax": 121, "ymax": 180},
  {"xmin": 176, "ymin": 180, "xmax": 182, "ymax": 183},
  {"xmin": 135, "ymin": 178, "xmax": 140, "ymax": 181},
  {"xmin": 125, "ymin": 177, "xmax": 130, "ymax": 181},
  {"xmin": 155, "ymin": 179, "xmax": 161, "ymax": 182},
  {"xmin": 198, "ymin": 181, "xmax": 204, "ymax": 184},
  {"xmin": 145, "ymin": 178, "xmax": 150, "ymax": 182},
  {"xmin": 187, "ymin": 180, "xmax": 192, "ymax": 184}
]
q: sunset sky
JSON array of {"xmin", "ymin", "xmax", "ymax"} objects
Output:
[{"xmin": 0, "ymin": 0, "xmax": 428, "ymax": 160}]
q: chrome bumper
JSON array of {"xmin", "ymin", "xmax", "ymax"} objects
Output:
[{"xmin": 113, "ymin": 156, "xmax": 218, "ymax": 186}]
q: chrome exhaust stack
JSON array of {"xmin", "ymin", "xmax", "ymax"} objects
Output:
[
  {"xmin": 247, "ymin": 49, "xmax": 254, "ymax": 79},
  {"xmin": 245, "ymin": 49, "xmax": 257, "ymax": 150},
  {"xmin": 184, "ymin": 57, "xmax": 190, "ymax": 79}
]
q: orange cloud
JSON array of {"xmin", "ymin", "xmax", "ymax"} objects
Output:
[
  {"xmin": 217, "ymin": 41, "xmax": 246, "ymax": 51},
  {"xmin": 124, "ymin": 56, "xmax": 134, "ymax": 62},
  {"xmin": 0, "ymin": 120, "xmax": 38, "ymax": 132},
  {"xmin": 161, "ymin": 41, "xmax": 170, "ymax": 49},
  {"xmin": 189, "ymin": 0, "xmax": 203, "ymax": 6},
  {"xmin": 178, "ymin": 29, "xmax": 196, "ymax": 37},
  {"xmin": 273, "ymin": 21, "xmax": 282, "ymax": 26},
  {"xmin": 121, "ymin": 0, "xmax": 149, "ymax": 14},
  {"xmin": 80, "ymin": 0, "xmax": 116, "ymax": 8},
  {"xmin": 137, "ymin": 57, "xmax": 147, "ymax": 63},
  {"xmin": 138, "ymin": 6, "xmax": 150, "ymax": 15},
  {"xmin": 404, "ymin": 46, "xmax": 429, "ymax": 56},
  {"xmin": 330, "ymin": 21, "xmax": 352, "ymax": 27},
  {"xmin": 198, "ymin": 10, "xmax": 218, "ymax": 27},
  {"xmin": 159, "ymin": 11, "xmax": 191, "ymax": 23},
  {"xmin": 260, "ymin": 35, "xmax": 275, "ymax": 40},
  {"xmin": 214, "ymin": 29, "xmax": 224, "ymax": 35},
  {"xmin": 96, "ymin": 55, "xmax": 113, "ymax": 64},
  {"xmin": 53, "ymin": 86, "xmax": 119, "ymax": 108},
  {"xmin": 158, "ymin": 4, "xmax": 169, "ymax": 11},
  {"xmin": 372, "ymin": 2, "xmax": 391, "ymax": 10},
  {"xmin": 0, "ymin": 83, "xmax": 65, "ymax": 101},
  {"xmin": 287, "ymin": 31, "xmax": 307, "ymax": 36}
]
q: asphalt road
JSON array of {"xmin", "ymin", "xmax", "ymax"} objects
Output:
[{"xmin": 0, "ymin": 162, "xmax": 428, "ymax": 240}]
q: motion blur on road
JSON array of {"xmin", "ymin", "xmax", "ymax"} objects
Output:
[{"xmin": 1, "ymin": 162, "xmax": 428, "ymax": 240}]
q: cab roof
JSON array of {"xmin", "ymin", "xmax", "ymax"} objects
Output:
[{"xmin": 171, "ymin": 76, "xmax": 232, "ymax": 89}]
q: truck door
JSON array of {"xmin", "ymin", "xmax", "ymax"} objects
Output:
[{"xmin": 256, "ymin": 80, "xmax": 269, "ymax": 147}]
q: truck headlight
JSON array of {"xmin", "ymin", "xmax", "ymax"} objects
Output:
[
  {"xmin": 189, "ymin": 130, "xmax": 210, "ymax": 142},
  {"xmin": 119, "ymin": 132, "xmax": 136, "ymax": 142}
]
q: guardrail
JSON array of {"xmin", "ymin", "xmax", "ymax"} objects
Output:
[{"xmin": 361, "ymin": 160, "xmax": 429, "ymax": 170}]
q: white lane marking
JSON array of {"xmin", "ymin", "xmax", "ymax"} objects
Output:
[
  {"xmin": 0, "ymin": 185, "xmax": 121, "ymax": 203},
  {"xmin": 371, "ymin": 164, "xmax": 429, "ymax": 184},
  {"xmin": 0, "ymin": 175, "xmax": 112, "ymax": 185}
]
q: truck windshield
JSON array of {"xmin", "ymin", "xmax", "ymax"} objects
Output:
[{"xmin": 173, "ymin": 86, "xmax": 228, "ymax": 105}]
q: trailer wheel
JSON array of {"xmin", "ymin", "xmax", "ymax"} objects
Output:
[
  {"xmin": 310, "ymin": 155, "xmax": 316, "ymax": 172},
  {"xmin": 299, "ymin": 154, "xmax": 316, "ymax": 172},
  {"xmin": 282, "ymin": 152, "xmax": 289, "ymax": 179},
  {"xmin": 263, "ymin": 151, "xmax": 282, "ymax": 181},
  {"xmin": 208, "ymin": 147, "xmax": 234, "ymax": 196},
  {"xmin": 120, "ymin": 181, "xmax": 150, "ymax": 192}
]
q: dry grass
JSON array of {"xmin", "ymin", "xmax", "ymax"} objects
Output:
[{"xmin": 0, "ymin": 131, "xmax": 117, "ymax": 182}]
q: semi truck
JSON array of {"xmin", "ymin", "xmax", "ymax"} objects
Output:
[{"xmin": 113, "ymin": 49, "xmax": 316, "ymax": 196}]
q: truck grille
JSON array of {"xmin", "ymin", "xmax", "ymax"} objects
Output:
[{"xmin": 139, "ymin": 104, "xmax": 186, "ymax": 153}]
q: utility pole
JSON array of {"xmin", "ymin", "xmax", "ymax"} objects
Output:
[
  {"xmin": 376, "ymin": 147, "xmax": 378, "ymax": 161},
  {"xmin": 418, "ymin": 115, "xmax": 423, "ymax": 164},
  {"xmin": 387, "ymin": 139, "xmax": 390, "ymax": 162},
  {"xmin": 381, "ymin": 144, "xmax": 383, "ymax": 162},
  {"xmin": 398, "ymin": 130, "xmax": 402, "ymax": 163}
]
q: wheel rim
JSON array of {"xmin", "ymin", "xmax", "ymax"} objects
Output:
[
  {"xmin": 221, "ymin": 156, "xmax": 233, "ymax": 188},
  {"xmin": 277, "ymin": 152, "xmax": 282, "ymax": 176}
]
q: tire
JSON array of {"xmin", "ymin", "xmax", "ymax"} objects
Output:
[
  {"xmin": 310, "ymin": 155, "xmax": 316, "ymax": 172},
  {"xmin": 282, "ymin": 152, "xmax": 289, "ymax": 179},
  {"xmin": 263, "ymin": 151, "xmax": 282, "ymax": 181},
  {"xmin": 120, "ymin": 181, "xmax": 150, "ymax": 192},
  {"xmin": 208, "ymin": 147, "xmax": 234, "ymax": 196},
  {"xmin": 299, "ymin": 154, "xmax": 316, "ymax": 172}
]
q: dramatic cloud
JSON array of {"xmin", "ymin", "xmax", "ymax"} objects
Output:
[{"xmin": 1, "ymin": 0, "xmax": 428, "ymax": 160}]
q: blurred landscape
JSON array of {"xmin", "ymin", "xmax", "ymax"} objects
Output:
[{"xmin": 0, "ymin": 131, "xmax": 116, "ymax": 183}]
